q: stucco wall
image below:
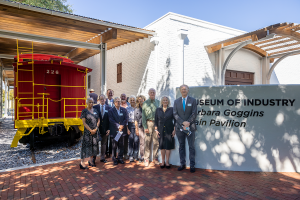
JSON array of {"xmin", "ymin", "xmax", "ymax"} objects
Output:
[
  {"xmin": 106, "ymin": 37, "xmax": 155, "ymax": 98},
  {"xmin": 273, "ymin": 55, "xmax": 300, "ymax": 84},
  {"xmin": 145, "ymin": 13, "xmax": 246, "ymax": 102},
  {"xmin": 225, "ymin": 48, "xmax": 262, "ymax": 84}
]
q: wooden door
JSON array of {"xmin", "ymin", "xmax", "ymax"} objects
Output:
[
  {"xmin": 45, "ymin": 74, "xmax": 61, "ymax": 118},
  {"xmin": 225, "ymin": 70, "xmax": 254, "ymax": 85}
]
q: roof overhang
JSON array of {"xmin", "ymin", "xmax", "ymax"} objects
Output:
[
  {"xmin": 205, "ymin": 23, "xmax": 300, "ymax": 62},
  {"xmin": 0, "ymin": 0, "xmax": 155, "ymax": 86}
]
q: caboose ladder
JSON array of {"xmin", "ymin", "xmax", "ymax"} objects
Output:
[{"xmin": 16, "ymin": 40, "xmax": 35, "ymax": 120}]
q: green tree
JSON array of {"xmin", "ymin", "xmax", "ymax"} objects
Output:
[{"xmin": 15, "ymin": 0, "xmax": 73, "ymax": 13}]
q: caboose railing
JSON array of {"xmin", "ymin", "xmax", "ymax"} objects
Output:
[
  {"xmin": 16, "ymin": 97, "xmax": 86, "ymax": 120},
  {"xmin": 15, "ymin": 40, "xmax": 89, "ymax": 123}
]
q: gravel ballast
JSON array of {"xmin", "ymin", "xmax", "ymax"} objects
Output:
[{"xmin": 0, "ymin": 118, "xmax": 81, "ymax": 170}]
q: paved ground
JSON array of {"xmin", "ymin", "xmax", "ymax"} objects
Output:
[
  {"xmin": 0, "ymin": 118, "xmax": 82, "ymax": 170},
  {"xmin": 0, "ymin": 159, "xmax": 300, "ymax": 200}
]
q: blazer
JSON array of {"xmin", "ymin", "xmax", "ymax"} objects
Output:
[
  {"xmin": 173, "ymin": 96, "xmax": 197, "ymax": 132},
  {"xmin": 108, "ymin": 106, "xmax": 128, "ymax": 137},
  {"xmin": 105, "ymin": 98, "xmax": 114, "ymax": 107},
  {"xmin": 93, "ymin": 104, "xmax": 111, "ymax": 135},
  {"xmin": 155, "ymin": 107, "xmax": 175, "ymax": 136}
]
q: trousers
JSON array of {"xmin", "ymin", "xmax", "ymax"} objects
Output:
[
  {"xmin": 176, "ymin": 130, "xmax": 196, "ymax": 167},
  {"xmin": 128, "ymin": 122, "xmax": 139, "ymax": 158},
  {"xmin": 144, "ymin": 121, "xmax": 159, "ymax": 161},
  {"xmin": 111, "ymin": 135, "xmax": 124, "ymax": 161},
  {"xmin": 138, "ymin": 127, "xmax": 145, "ymax": 160},
  {"xmin": 100, "ymin": 134, "xmax": 108, "ymax": 160}
]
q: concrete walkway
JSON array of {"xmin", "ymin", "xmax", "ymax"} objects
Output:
[{"xmin": 0, "ymin": 158, "xmax": 300, "ymax": 200}]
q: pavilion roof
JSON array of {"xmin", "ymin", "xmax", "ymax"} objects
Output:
[{"xmin": 205, "ymin": 23, "xmax": 300, "ymax": 61}]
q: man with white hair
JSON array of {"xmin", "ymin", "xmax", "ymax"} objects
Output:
[
  {"xmin": 108, "ymin": 97, "xmax": 129, "ymax": 165},
  {"xmin": 142, "ymin": 88, "xmax": 160, "ymax": 167},
  {"xmin": 173, "ymin": 84, "xmax": 197, "ymax": 173},
  {"xmin": 93, "ymin": 94, "xmax": 111, "ymax": 163}
]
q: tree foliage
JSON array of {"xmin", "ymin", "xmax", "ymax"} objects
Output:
[{"xmin": 14, "ymin": 0, "xmax": 73, "ymax": 13}]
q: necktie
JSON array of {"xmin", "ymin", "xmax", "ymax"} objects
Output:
[
  {"xmin": 183, "ymin": 98, "xmax": 186, "ymax": 111},
  {"xmin": 101, "ymin": 105, "xmax": 104, "ymax": 117}
]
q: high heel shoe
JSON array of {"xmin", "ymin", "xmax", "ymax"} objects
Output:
[
  {"xmin": 160, "ymin": 163, "xmax": 166, "ymax": 169},
  {"xmin": 79, "ymin": 163, "xmax": 88, "ymax": 170},
  {"xmin": 88, "ymin": 161, "xmax": 96, "ymax": 167},
  {"xmin": 166, "ymin": 164, "xmax": 171, "ymax": 169}
]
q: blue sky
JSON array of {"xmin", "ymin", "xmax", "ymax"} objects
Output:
[{"xmin": 67, "ymin": 0, "xmax": 299, "ymax": 32}]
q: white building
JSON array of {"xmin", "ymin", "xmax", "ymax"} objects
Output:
[{"xmin": 79, "ymin": 12, "xmax": 300, "ymax": 101}]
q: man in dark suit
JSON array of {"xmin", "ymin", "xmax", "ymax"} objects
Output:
[
  {"xmin": 93, "ymin": 94, "xmax": 111, "ymax": 164},
  {"xmin": 173, "ymin": 84, "xmax": 197, "ymax": 173},
  {"xmin": 105, "ymin": 89, "xmax": 114, "ymax": 107},
  {"xmin": 108, "ymin": 97, "xmax": 128, "ymax": 165},
  {"xmin": 105, "ymin": 89, "xmax": 114, "ymax": 157}
]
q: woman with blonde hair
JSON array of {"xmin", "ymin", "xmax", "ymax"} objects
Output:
[
  {"xmin": 134, "ymin": 95, "xmax": 146, "ymax": 162},
  {"xmin": 155, "ymin": 96, "xmax": 175, "ymax": 169}
]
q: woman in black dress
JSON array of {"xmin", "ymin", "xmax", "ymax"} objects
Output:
[
  {"xmin": 155, "ymin": 96, "xmax": 175, "ymax": 169},
  {"xmin": 80, "ymin": 98, "xmax": 100, "ymax": 169}
]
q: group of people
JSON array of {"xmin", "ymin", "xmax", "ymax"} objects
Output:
[{"xmin": 80, "ymin": 84, "xmax": 197, "ymax": 173}]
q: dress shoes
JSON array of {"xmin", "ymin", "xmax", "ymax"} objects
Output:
[
  {"xmin": 118, "ymin": 159, "xmax": 125, "ymax": 164},
  {"xmin": 177, "ymin": 165, "xmax": 186, "ymax": 171},
  {"xmin": 100, "ymin": 159, "xmax": 108, "ymax": 163},
  {"xmin": 113, "ymin": 160, "xmax": 118, "ymax": 165},
  {"xmin": 79, "ymin": 164, "xmax": 88, "ymax": 170},
  {"xmin": 88, "ymin": 161, "xmax": 96, "ymax": 167},
  {"xmin": 190, "ymin": 167, "xmax": 196, "ymax": 173}
]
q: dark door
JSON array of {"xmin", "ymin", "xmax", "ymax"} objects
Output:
[
  {"xmin": 45, "ymin": 74, "xmax": 61, "ymax": 118},
  {"xmin": 225, "ymin": 70, "xmax": 254, "ymax": 85}
]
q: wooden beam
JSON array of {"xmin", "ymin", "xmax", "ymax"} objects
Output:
[
  {"xmin": 258, "ymin": 38, "xmax": 294, "ymax": 48},
  {"xmin": 206, "ymin": 35, "xmax": 253, "ymax": 53},
  {"xmin": 264, "ymin": 42, "xmax": 300, "ymax": 52},
  {"xmin": 269, "ymin": 46, "xmax": 300, "ymax": 56},
  {"xmin": 243, "ymin": 44, "xmax": 267, "ymax": 57},
  {"xmin": 254, "ymin": 36, "xmax": 284, "ymax": 46},
  {"xmin": 102, "ymin": 29, "xmax": 117, "ymax": 43},
  {"xmin": 65, "ymin": 35, "xmax": 100, "ymax": 58},
  {"xmin": 284, "ymin": 24, "xmax": 300, "ymax": 31},
  {"xmin": 270, "ymin": 29, "xmax": 300, "ymax": 42},
  {"xmin": 277, "ymin": 23, "xmax": 294, "ymax": 30},
  {"xmin": 0, "ymin": 5, "xmax": 108, "ymax": 34},
  {"xmin": 117, "ymin": 29, "xmax": 150, "ymax": 38}
]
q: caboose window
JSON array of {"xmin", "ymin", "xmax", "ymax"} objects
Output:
[
  {"xmin": 117, "ymin": 63, "xmax": 122, "ymax": 83},
  {"xmin": 88, "ymin": 75, "xmax": 91, "ymax": 89}
]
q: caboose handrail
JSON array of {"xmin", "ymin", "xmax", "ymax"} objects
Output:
[
  {"xmin": 16, "ymin": 97, "xmax": 86, "ymax": 120},
  {"xmin": 34, "ymin": 83, "xmax": 85, "ymax": 88}
]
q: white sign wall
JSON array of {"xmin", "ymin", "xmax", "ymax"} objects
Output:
[{"xmin": 165, "ymin": 85, "xmax": 300, "ymax": 172}]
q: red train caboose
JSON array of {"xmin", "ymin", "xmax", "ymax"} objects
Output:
[{"xmin": 11, "ymin": 53, "xmax": 92, "ymax": 149}]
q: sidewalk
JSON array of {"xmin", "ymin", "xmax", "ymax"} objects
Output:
[{"xmin": 0, "ymin": 158, "xmax": 299, "ymax": 200}]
